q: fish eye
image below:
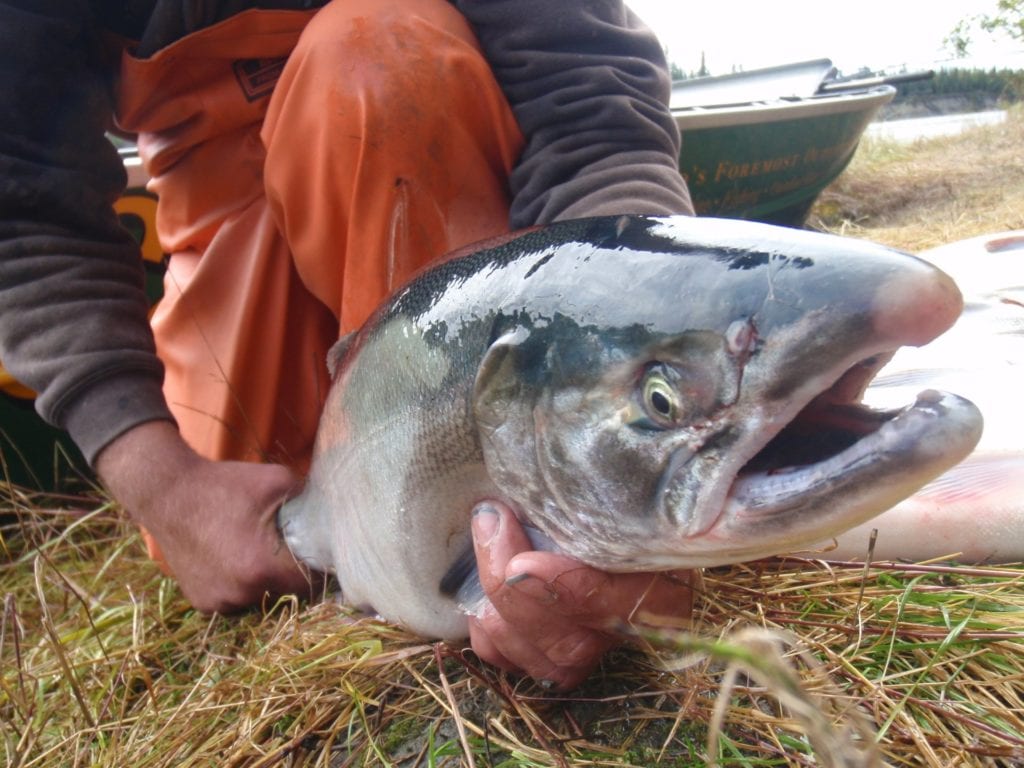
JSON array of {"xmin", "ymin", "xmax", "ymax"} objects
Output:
[
  {"xmin": 646, "ymin": 378, "xmax": 675, "ymax": 418},
  {"xmin": 637, "ymin": 366, "xmax": 681, "ymax": 428}
]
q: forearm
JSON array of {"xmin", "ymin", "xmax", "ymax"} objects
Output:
[
  {"xmin": 0, "ymin": 221, "xmax": 175, "ymax": 463},
  {"xmin": 96, "ymin": 419, "xmax": 318, "ymax": 614},
  {"xmin": 94, "ymin": 420, "xmax": 198, "ymax": 530}
]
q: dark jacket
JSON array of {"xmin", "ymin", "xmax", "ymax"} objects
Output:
[{"xmin": 0, "ymin": 0, "xmax": 692, "ymax": 465}]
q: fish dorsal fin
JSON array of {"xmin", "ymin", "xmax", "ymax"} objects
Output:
[{"xmin": 326, "ymin": 332, "xmax": 356, "ymax": 379}]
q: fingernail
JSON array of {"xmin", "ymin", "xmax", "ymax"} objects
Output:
[
  {"xmin": 472, "ymin": 503, "xmax": 500, "ymax": 545},
  {"xmin": 506, "ymin": 572, "xmax": 559, "ymax": 605}
]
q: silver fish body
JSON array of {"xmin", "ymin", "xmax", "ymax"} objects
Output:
[
  {"xmin": 812, "ymin": 231, "xmax": 1024, "ymax": 562},
  {"xmin": 280, "ymin": 215, "xmax": 980, "ymax": 639}
]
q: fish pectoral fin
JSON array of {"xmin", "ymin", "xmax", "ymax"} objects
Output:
[
  {"xmin": 440, "ymin": 523, "xmax": 560, "ymax": 617},
  {"xmin": 916, "ymin": 452, "xmax": 1024, "ymax": 503},
  {"xmin": 326, "ymin": 332, "xmax": 357, "ymax": 379},
  {"xmin": 440, "ymin": 542, "xmax": 486, "ymax": 615}
]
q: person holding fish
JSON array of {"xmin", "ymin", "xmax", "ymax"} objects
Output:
[{"xmin": 0, "ymin": 0, "xmax": 695, "ymax": 688}]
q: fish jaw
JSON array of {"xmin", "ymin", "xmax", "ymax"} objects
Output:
[
  {"xmin": 810, "ymin": 230, "xmax": 1024, "ymax": 563},
  {"xmin": 696, "ymin": 390, "xmax": 983, "ymax": 566}
]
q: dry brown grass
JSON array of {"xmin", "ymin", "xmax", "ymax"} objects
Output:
[
  {"xmin": 4, "ymin": 498, "xmax": 1024, "ymax": 767},
  {"xmin": 4, "ymin": 113, "xmax": 1024, "ymax": 767},
  {"xmin": 811, "ymin": 106, "xmax": 1024, "ymax": 251}
]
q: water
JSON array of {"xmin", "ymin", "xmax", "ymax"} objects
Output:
[{"xmin": 865, "ymin": 110, "xmax": 1007, "ymax": 143}]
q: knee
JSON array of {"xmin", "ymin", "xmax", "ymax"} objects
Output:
[{"xmin": 290, "ymin": 0, "xmax": 483, "ymax": 101}]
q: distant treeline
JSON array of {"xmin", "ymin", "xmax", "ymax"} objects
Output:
[
  {"xmin": 876, "ymin": 67, "xmax": 1022, "ymax": 117},
  {"xmin": 671, "ymin": 61, "xmax": 1023, "ymax": 105},
  {"xmin": 888, "ymin": 67, "xmax": 1022, "ymax": 105},
  {"xmin": 670, "ymin": 60, "xmax": 1021, "ymax": 117}
]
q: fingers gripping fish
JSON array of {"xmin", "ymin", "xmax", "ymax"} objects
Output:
[{"xmin": 279, "ymin": 215, "xmax": 981, "ymax": 639}]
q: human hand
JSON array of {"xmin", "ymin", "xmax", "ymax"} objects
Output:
[
  {"xmin": 95, "ymin": 421, "xmax": 322, "ymax": 614},
  {"xmin": 467, "ymin": 501, "xmax": 693, "ymax": 690}
]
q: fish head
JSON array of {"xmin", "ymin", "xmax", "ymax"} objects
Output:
[{"xmin": 473, "ymin": 216, "xmax": 982, "ymax": 569}]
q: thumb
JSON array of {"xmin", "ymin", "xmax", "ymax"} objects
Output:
[{"xmin": 471, "ymin": 501, "xmax": 531, "ymax": 596}]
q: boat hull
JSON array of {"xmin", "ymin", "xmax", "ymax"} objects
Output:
[{"xmin": 675, "ymin": 86, "xmax": 895, "ymax": 226}]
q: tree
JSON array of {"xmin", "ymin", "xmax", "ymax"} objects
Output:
[{"xmin": 947, "ymin": 0, "xmax": 1024, "ymax": 56}]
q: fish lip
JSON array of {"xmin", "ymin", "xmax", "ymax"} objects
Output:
[
  {"xmin": 716, "ymin": 388, "xmax": 983, "ymax": 546},
  {"xmin": 652, "ymin": 444, "xmax": 700, "ymax": 530}
]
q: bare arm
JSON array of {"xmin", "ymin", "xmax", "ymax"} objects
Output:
[{"xmin": 96, "ymin": 421, "xmax": 322, "ymax": 613}]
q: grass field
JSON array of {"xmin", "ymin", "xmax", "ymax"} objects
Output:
[
  {"xmin": 2, "ymin": 110, "xmax": 1023, "ymax": 767},
  {"xmin": 811, "ymin": 105, "xmax": 1024, "ymax": 252}
]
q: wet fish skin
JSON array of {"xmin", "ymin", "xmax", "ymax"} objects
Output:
[{"xmin": 279, "ymin": 215, "xmax": 978, "ymax": 639}]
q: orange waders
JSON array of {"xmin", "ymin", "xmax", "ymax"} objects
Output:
[{"xmin": 115, "ymin": 0, "xmax": 524, "ymax": 566}]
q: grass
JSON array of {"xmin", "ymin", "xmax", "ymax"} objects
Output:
[
  {"xmin": 5, "ymin": 499, "xmax": 1024, "ymax": 766},
  {"xmin": 810, "ymin": 105, "xmax": 1024, "ymax": 251},
  {"xmin": 3, "ymin": 110, "xmax": 1024, "ymax": 767}
]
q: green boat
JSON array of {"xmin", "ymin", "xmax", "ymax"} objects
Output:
[{"xmin": 673, "ymin": 59, "xmax": 898, "ymax": 226}]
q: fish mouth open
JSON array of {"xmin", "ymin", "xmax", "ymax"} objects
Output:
[
  {"xmin": 707, "ymin": 352, "xmax": 983, "ymax": 553},
  {"xmin": 739, "ymin": 353, "xmax": 899, "ymax": 478}
]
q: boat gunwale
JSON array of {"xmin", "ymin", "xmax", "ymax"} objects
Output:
[{"xmin": 672, "ymin": 85, "xmax": 896, "ymax": 131}]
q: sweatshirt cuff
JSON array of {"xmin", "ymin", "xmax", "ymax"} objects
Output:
[
  {"xmin": 517, "ymin": 153, "xmax": 696, "ymax": 227},
  {"xmin": 60, "ymin": 374, "xmax": 177, "ymax": 467},
  {"xmin": 554, "ymin": 185, "xmax": 696, "ymax": 223}
]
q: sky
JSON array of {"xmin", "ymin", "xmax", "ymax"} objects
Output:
[{"xmin": 627, "ymin": 0, "xmax": 1024, "ymax": 76}]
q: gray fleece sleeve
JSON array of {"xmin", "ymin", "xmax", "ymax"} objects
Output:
[
  {"xmin": 0, "ymin": 0, "xmax": 174, "ymax": 465},
  {"xmin": 455, "ymin": 0, "xmax": 693, "ymax": 228}
]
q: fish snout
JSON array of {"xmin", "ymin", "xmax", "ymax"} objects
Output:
[{"xmin": 871, "ymin": 262, "xmax": 963, "ymax": 348}]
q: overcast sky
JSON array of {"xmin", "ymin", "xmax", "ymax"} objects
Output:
[{"xmin": 627, "ymin": 0, "xmax": 1024, "ymax": 76}]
